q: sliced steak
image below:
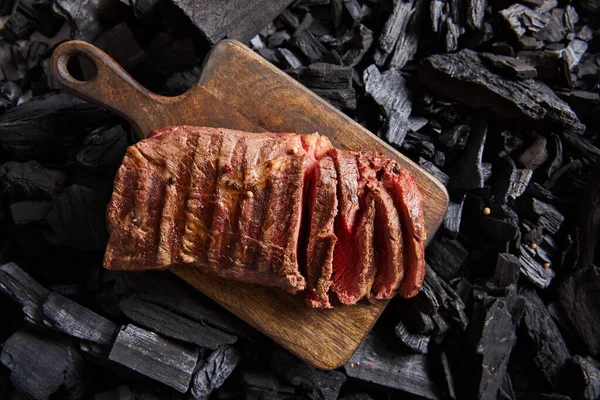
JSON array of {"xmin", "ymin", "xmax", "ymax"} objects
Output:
[
  {"xmin": 305, "ymin": 156, "xmax": 338, "ymax": 308},
  {"xmin": 381, "ymin": 161, "xmax": 427, "ymax": 298}
]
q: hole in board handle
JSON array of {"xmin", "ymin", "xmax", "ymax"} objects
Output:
[{"xmin": 63, "ymin": 53, "xmax": 98, "ymax": 82}]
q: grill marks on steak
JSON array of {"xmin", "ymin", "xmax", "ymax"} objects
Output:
[
  {"xmin": 104, "ymin": 126, "xmax": 428, "ymax": 305},
  {"xmin": 305, "ymin": 156, "xmax": 338, "ymax": 308}
]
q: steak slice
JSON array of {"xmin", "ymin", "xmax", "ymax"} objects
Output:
[
  {"xmin": 381, "ymin": 161, "xmax": 426, "ymax": 298},
  {"xmin": 105, "ymin": 126, "xmax": 332, "ymax": 294},
  {"xmin": 304, "ymin": 156, "xmax": 338, "ymax": 308}
]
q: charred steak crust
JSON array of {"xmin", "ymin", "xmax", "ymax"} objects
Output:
[{"xmin": 104, "ymin": 126, "xmax": 427, "ymax": 305}]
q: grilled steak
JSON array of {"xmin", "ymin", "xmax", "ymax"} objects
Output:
[{"xmin": 104, "ymin": 126, "xmax": 427, "ymax": 307}]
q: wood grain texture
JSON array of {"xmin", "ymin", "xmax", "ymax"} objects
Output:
[{"xmin": 50, "ymin": 40, "xmax": 449, "ymax": 370}]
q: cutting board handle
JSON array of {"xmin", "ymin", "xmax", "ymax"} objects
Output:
[{"xmin": 50, "ymin": 40, "xmax": 169, "ymax": 138}]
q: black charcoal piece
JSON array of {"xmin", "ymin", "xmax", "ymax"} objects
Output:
[
  {"xmin": 556, "ymin": 90, "xmax": 600, "ymax": 122},
  {"xmin": 342, "ymin": 24, "xmax": 373, "ymax": 67},
  {"xmin": 170, "ymin": 0, "xmax": 294, "ymax": 44},
  {"xmin": 287, "ymin": 63, "xmax": 352, "ymax": 89},
  {"xmin": 494, "ymin": 156, "xmax": 532, "ymax": 204},
  {"xmin": 491, "ymin": 253, "xmax": 521, "ymax": 288},
  {"xmin": 517, "ymin": 133, "xmax": 548, "ymax": 170},
  {"xmin": 93, "ymin": 22, "xmax": 147, "ymax": 70},
  {"xmin": 278, "ymin": 48, "xmax": 303, "ymax": 69},
  {"xmin": 426, "ymin": 236, "xmax": 468, "ymax": 281},
  {"xmin": 372, "ymin": 0, "xmax": 416, "ymax": 66},
  {"xmin": 240, "ymin": 370, "xmax": 279, "ymax": 398},
  {"xmin": 120, "ymin": 294, "xmax": 237, "ymax": 349},
  {"xmin": 5, "ymin": 0, "xmax": 64, "ymax": 39},
  {"xmin": 344, "ymin": 332, "xmax": 440, "ymax": 399},
  {"xmin": 533, "ymin": 8, "xmax": 566, "ymax": 43},
  {"xmin": 0, "ymin": 329, "xmax": 89, "ymax": 399},
  {"xmin": 531, "ymin": 198, "xmax": 564, "ymax": 234},
  {"xmin": 519, "ymin": 244, "xmax": 555, "ymax": 288},
  {"xmin": 160, "ymin": 65, "xmax": 202, "ymax": 96},
  {"xmin": 311, "ymin": 88, "xmax": 356, "ymax": 110},
  {"xmin": 339, "ymin": 394, "xmax": 374, "ymax": 400},
  {"xmin": 561, "ymin": 131, "xmax": 600, "ymax": 162},
  {"xmin": 440, "ymin": 350, "xmax": 457, "ymax": 399},
  {"xmin": 293, "ymin": 29, "xmax": 328, "ymax": 62},
  {"xmin": 53, "ymin": 0, "xmax": 126, "ymax": 41},
  {"xmin": 47, "ymin": 185, "xmax": 109, "ymax": 250},
  {"xmin": 419, "ymin": 157, "xmax": 449, "ymax": 186},
  {"xmin": 0, "ymin": 262, "xmax": 49, "ymax": 324},
  {"xmin": 330, "ymin": 0, "xmax": 342, "ymax": 27},
  {"xmin": 419, "ymin": 49, "xmax": 585, "ymax": 135},
  {"xmin": 42, "ymin": 292, "xmax": 118, "ymax": 350},
  {"xmin": 109, "ymin": 324, "xmax": 198, "ymax": 393},
  {"xmin": 480, "ymin": 53, "xmax": 537, "ymax": 79},
  {"xmin": 578, "ymin": 160, "xmax": 600, "ymax": 268},
  {"xmin": 449, "ymin": 119, "xmax": 486, "ymax": 192},
  {"xmin": 0, "ymin": 161, "xmax": 66, "ymax": 201},
  {"xmin": 268, "ymin": 30, "xmax": 291, "ymax": 48},
  {"xmin": 363, "ymin": 64, "xmax": 412, "ymax": 147},
  {"xmin": 76, "ymin": 125, "xmax": 129, "ymax": 168},
  {"xmin": 394, "ymin": 320, "xmax": 430, "ymax": 354},
  {"xmin": 544, "ymin": 132, "xmax": 562, "ymax": 178},
  {"xmin": 572, "ymin": 356, "xmax": 600, "ymax": 400},
  {"xmin": 557, "ymin": 266, "xmax": 600, "ymax": 357},
  {"xmin": 438, "ymin": 124, "xmax": 470, "ymax": 151},
  {"xmin": 388, "ymin": 1, "xmax": 425, "ymax": 69},
  {"xmin": 10, "ymin": 200, "xmax": 52, "ymax": 224},
  {"xmin": 443, "ymin": 195, "xmax": 465, "ymax": 239},
  {"xmin": 520, "ymin": 287, "xmax": 570, "ymax": 390},
  {"xmin": 190, "ymin": 345, "xmax": 240, "ymax": 400},
  {"xmin": 500, "ymin": 4, "xmax": 550, "ymax": 38},
  {"xmin": 544, "ymin": 159, "xmax": 583, "ymax": 191},
  {"xmin": 480, "ymin": 206, "xmax": 520, "ymax": 242},
  {"xmin": 466, "ymin": 291, "xmax": 518, "ymax": 400},
  {"xmin": 466, "ymin": 0, "xmax": 486, "ymax": 31},
  {"xmin": 258, "ymin": 48, "xmax": 279, "ymax": 64},
  {"xmin": 516, "ymin": 50, "xmax": 563, "ymax": 81}
]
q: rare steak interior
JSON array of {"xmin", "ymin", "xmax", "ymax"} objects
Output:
[{"xmin": 104, "ymin": 126, "xmax": 426, "ymax": 307}]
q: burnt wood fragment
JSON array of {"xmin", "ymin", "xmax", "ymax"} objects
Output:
[
  {"xmin": 372, "ymin": 0, "xmax": 416, "ymax": 66},
  {"xmin": 443, "ymin": 195, "xmax": 465, "ymax": 239},
  {"xmin": 46, "ymin": 185, "xmax": 109, "ymax": 250},
  {"xmin": 0, "ymin": 328, "xmax": 89, "ymax": 399},
  {"xmin": 491, "ymin": 253, "xmax": 521, "ymax": 288},
  {"xmin": 344, "ymin": 332, "xmax": 440, "ymax": 399},
  {"xmin": 419, "ymin": 49, "xmax": 585, "ymax": 135},
  {"xmin": 419, "ymin": 157, "xmax": 449, "ymax": 186},
  {"xmin": 278, "ymin": 48, "xmax": 304, "ymax": 69},
  {"xmin": 520, "ymin": 287, "xmax": 571, "ymax": 390},
  {"xmin": 341, "ymin": 24, "xmax": 373, "ymax": 67},
  {"xmin": 271, "ymin": 347, "xmax": 346, "ymax": 400},
  {"xmin": 480, "ymin": 53, "xmax": 537, "ymax": 79},
  {"xmin": 449, "ymin": 119, "xmax": 486, "ymax": 192},
  {"xmin": 394, "ymin": 319, "xmax": 430, "ymax": 354},
  {"xmin": 0, "ymin": 262, "xmax": 49, "ymax": 325},
  {"xmin": 10, "ymin": 200, "xmax": 52, "ymax": 224},
  {"xmin": 388, "ymin": 0, "xmax": 425, "ymax": 69},
  {"xmin": 119, "ymin": 293, "xmax": 237, "ymax": 349},
  {"xmin": 426, "ymin": 236, "xmax": 468, "ymax": 281},
  {"xmin": 500, "ymin": 4, "xmax": 550, "ymax": 38},
  {"xmin": 533, "ymin": 8, "xmax": 566, "ymax": 43},
  {"xmin": 557, "ymin": 266, "xmax": 600, "ymax": 357},
  {"xmin": 519, "ymin": 244, "xmax": 555, "ymax": 288},
  {"xmin": 530, "ymin": 198, "xmax": 564, "ymax": 234},
  {"xmin": 42, "ymin": 292, "xmax": 118, "ymax": 352},
  {"xmin": 190, "ymin": 345, "xmax": 240, "ymax": 400},
  {"xmin": 572, "ymin": 356, "xmax": 600, "ymax": 400},
  {"xmin": 494, "ymin": 156, "xmax": 532, "ymax": 204},
  {"xmin": 109, "ymin": 324, "xmax": 199, "ymax": 393},
  {"xmin": 53, "ymin": 0, "xmax": 128, "ymax": 41},
  {"xmin": 363, "ymin": 64, "xmax": 412, "ymax": 147},
  {"xmin": 0, "ymin": 161, "xmax": 66, "ymax": 201},
  {"xmin": 438, "ymin": 124, "xmax": 470, "ymax": 151},
  {"xmin": 170, "ymin": 0, "xmax": 294, "ymax": 44}
]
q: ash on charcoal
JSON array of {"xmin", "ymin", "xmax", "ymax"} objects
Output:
[
  {"xmin": 363, "ymin": 64, "xmax": 412, "ymax": 147},
  {"xmin": 109, "ymin": 324, "xmax": 198, "ymax": 393},
  {"xmin": 519, "ymin": 244, "xmax": 555, "ymax": 289},
  {"xmin": 47, "ymin": 185, "xmax": 109, "ymax": 250},
  {"xmin": 520, "ymin": 287, "xmax": 571, "ymax": 390},
  {"xmin": 344, "ymin": 332, "xmax": 440, "ymax": 399},
  {"xmin": 1, "ymin": 328, "xmax": 89, "ymax": 399},
  {"xmin": 394, "ymin": 319, "xmax": 430, "ymax": 354},
  {"xmin": 120, "ymin": 293, "xmax": 237, "ymax": 349},
  {"xmin": 419, "ymin": 49, "xmax": 585, "ymax": 135},
  {"xmin": 42, "ymin": 292, "xmax": 118, "ymax": 353},
  {"xmin": 572, "ymin": 356, "xmax": 600, "ymax": 400},
  {"xmin": 0, "ymin": 262, "xmax": 49, "ymax": 325},
  {"xmin": 557, "ymin": 266, "xmax": 600, "ymax": 357},
  {"xmin": 449, "ymin": 119, "xmax": 486, "ymax": 192},
  {"xmin": 480, "ymin": 53, "xmax": 537, "ymax": 79},
  {"xmin": 0, "ymin": 161, "xmax": 66, "ymax": 201},
  {"xmin": 190, "ymin": 345, "xmax": 240, "ymax": 400},
  {"xmin": 426, "ymin": 236, "xmax": 468, "ymax": 281},
  {"xmin": 10, "ymin": 200, "xmax": 52, "ymax": 224},
  {"xmin": 443, "ymin": 195, "xmax": 465, "ymax": 239},
  {"xmin": 76, "ymin": 125, "xmax": 128, "ymax": 169}
]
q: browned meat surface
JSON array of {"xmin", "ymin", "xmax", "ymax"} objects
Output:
[
  {"xmin": 104, "ymin": 126, "xmax": 427, "ymax": 306},
  {"xmin": 304, "ymin": 156, "xmax": 338, "ymax": 308}
]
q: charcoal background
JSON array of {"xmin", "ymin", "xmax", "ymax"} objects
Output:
[{"xmin": 1, "ymin": 0, "xmax": 600, "ymax": 399}]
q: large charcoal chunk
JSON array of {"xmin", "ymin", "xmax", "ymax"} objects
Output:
[
  {"xmin": 388, "ymin": 1, "xmax": 425, "ymax": 69},
  {"xmin": 520, "ymin": 287, "xmax": 571, "ymax": 390},
  {"xmin": 53, "ymin": 0, "xmax": 127, "ymax": 41},
  {"xmin": 42, "ymin": 292, "xmax": 118, "ymax": 351},
  {"xmin": 449, "ymin": 119, "xmax": 486, "ymax": 192},
  {"xmin": 10, "ymin": 200, "xmax": 52, "ymax": 224},
  {"xmin": 394, "ymin": 320, "xmax": 430, "ymax": 354},
  {"xmin": 119, "ymin": 293, "xmax": 237, "ymax": 349},
  {"xmin": 557, "ymin": 266, "xmax": 600, "ymax": 357},
  {"xmin": 0, "ymin": 161, "xmax": 66, "ymax": 201},
  {"xmin": 480, "ymin": 53, "xmax": 537, "ymax": 79},
  {"xmin": 373, "ymin": 0, "xmax": 416, "ymax": 66},
  {"xmin": 0, "ymin": 329, "xmax": 89, "ymax": 399},
  {"xmin": 572, "ymin": 356, "xmax": 600, "ymax": 400},
  {"xmin": 491, "ymin": 253, "xmax": 521, "ymax": 288},
  {"xmin": 109, "ymin": 324, "xmax": 198, "ymax": 393},
  {"xmin": 363, "ymin": 64, "xmax": 412, "ymax": 147},
  {"xmin": 419, "ymin": 49, "xmax": 585, "ymax": 135},
  {"xmin": 519, "ymin": 244, "xmax": 555, "ymax": 289},
  {"xmin": 426, "ymin": 236, "xmax": 468, "ymax": 281},
  {"xmin": 76, "ymin": 125, "xmax": 128, "ymax": 169},
  {"xmin": 272, "ymin": 347, "xmax": 346, "ymax": 400},
  {"xmin": 344, "ymin": 332, "xmax": 440, "ymax": 399},
  {"xmin": 0, "ymin": 262, "xmax": 49, "ymax": 324},
  {"xmin": 190, "ymin": 345, "xmax": 240, "ymax": 400}
]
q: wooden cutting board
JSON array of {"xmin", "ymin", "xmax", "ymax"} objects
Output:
[{"xmin": 50, "ymin": 40, "xmax": 449, "ymax": 370}]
